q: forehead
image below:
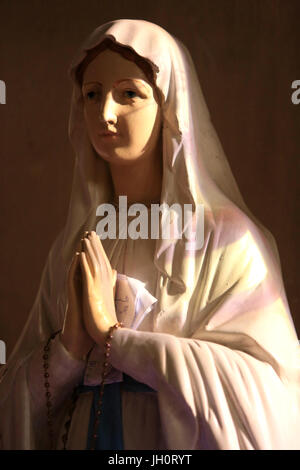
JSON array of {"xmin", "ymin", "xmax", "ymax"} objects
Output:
[{"xmin": 82, "ymin": 49, "xmax": 148, "ymax": 85}]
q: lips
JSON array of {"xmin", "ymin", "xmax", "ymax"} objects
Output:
[{"xmin": 99, "ymin": 130, "xmax": 119, "ymax": 137}]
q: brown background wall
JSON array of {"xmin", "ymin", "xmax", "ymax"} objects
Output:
[{"xmin": 0, "ymin": 0, "xmax": 299, "ymax": 360}]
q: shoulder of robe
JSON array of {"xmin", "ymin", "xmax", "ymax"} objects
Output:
[{"xmin": 202, "ymin": 205, "xmax": 277, "ymax": 301}]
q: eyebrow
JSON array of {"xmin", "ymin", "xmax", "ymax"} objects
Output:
[{"xmin": 82, "ymin": 78, "xmax": 149, "ymax": 91}]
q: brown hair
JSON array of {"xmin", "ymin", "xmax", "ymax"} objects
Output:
[{"xmin": 75, "ymin": 37, "xmax": 163, "ymax": 105}]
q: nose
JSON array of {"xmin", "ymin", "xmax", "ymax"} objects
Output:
[{"xmin": 98, "ymin": 91, "xmax": 117, "ymax": 125}]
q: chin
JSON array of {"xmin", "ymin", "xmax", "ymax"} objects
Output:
[{"xmin": 97, "ymin": 152, "xmax": 144, "ymax": 166}]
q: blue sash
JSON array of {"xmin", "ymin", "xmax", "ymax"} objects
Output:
[{"xmin": 76, "ymin": 374, "xmax": 155, "ymax": 450}]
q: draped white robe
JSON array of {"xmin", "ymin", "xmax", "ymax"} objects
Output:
[{"xmin": 0, "ymin": 19, "xmax": 299, "ymax": 450}]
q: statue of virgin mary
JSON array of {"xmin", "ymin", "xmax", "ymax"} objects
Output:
[{"xmin": 0, "ymin": 19, "xmax": 299, "ymax": 450}]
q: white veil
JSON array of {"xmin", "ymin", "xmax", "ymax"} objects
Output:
[{"xmin": 0, "ymin": 19, "xmax": 299, "ymax": 450}]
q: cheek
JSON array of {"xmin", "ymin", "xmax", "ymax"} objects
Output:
[
  {"xmin": 84, "ymin": 109, "xmax": 103, "ymax": 150},
  {"xmin": 84, "ymin": 108, "xmax": 97, "ymax": 132},
  {"xmin": 126, "ymin": 103, "xmax": 159, "ymax": 144}
]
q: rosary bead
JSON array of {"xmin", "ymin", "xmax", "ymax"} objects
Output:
[
  {"xmin": 43, "ymin": 330, "xmax": 62, "ymax": 450},
  {"xmin": 59, "ymin": 322, "xmax": 124, "ymax": 450}
]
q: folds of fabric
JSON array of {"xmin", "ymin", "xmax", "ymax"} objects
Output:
[
  {"xmin": 0, "ymin": 19, "xmax": 299, "ymax": 450},
  {"xmin": 77, "ymin": 374, "xmax": 156, "ymax": 450},
  {"xmin": 109, "ymin": 327, "xmax": 300, "ymax": 450}
]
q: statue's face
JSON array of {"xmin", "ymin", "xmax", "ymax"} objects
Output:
[{"xmin": 82, "ymin": 48, "xmax": 162, "ymax": 165}]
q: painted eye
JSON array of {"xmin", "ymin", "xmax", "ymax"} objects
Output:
[
  {"xmin": 124, "ymin": 90, "xmax": 138, "ymax": 99},
  {"xmin": 86, "ymin": 91, "xmax": 97, "ymax": 100}
]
